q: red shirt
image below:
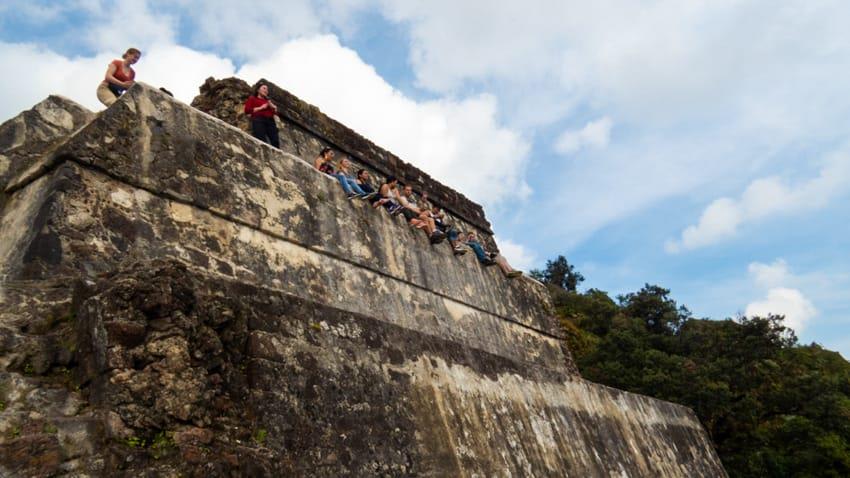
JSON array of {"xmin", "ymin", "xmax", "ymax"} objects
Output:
[
  {"xmin": 111, "ymin": 59, "xmax": 135, "ymax": 83},
  {"xmin": 244, "ymin": 96, "xmax": 276, "ymax": 118}
]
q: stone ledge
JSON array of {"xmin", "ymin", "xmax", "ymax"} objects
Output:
[
  {"xmin": 1, "ymin": 83, "xmax": 561, "ymax": 337},
  {"xmin": 192, "ymin": 76, "xmax": 493, "ymax": 235},
  {"xmin": 1, "ymin": 162, "xmax": 570, "ymax": 371}
]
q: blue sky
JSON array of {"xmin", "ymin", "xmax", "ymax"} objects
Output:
[{"xmin": 1, "ymin": 0, "xmax": 848, "ymax": 357}]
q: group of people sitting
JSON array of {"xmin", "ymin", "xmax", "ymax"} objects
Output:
[
  {"xmin": 94, "ymin": 51, "xmax": 522, "ymax": 280},
  {"xmin": 313, "ymin": 148, "xmax": 523, "ymax": 279}
]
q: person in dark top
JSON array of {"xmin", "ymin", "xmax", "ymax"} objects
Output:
[
  {"xmin": 314, "ymin": 147, "xmax": 335, "ymax": 175},
  {"xmin": 243, "ymin": 83, "xmax": 280, "ymax": 148},
  {"xmin": 356, "ymin": 169, "xmax": 380, "ymax": 203},
  {"xmin": 430, "ymin": 205, "xmax": 467, "ymax": 255}
]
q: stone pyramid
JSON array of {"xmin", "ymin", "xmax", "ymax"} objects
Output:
[{"xmin": 0, "ymin": 82, "xmax": 726, "ymax": 476}]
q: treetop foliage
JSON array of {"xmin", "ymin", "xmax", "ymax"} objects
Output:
[
  {"xmin": 543, "ymin": 255, "xmax": 850, "ymax": 478},
  {"xmin": 530, "ymin": 255, "xmax": 585, "ymax": 292}
]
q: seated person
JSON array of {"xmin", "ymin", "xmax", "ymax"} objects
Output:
[
  {"xmin": 356, "ymin": 169, "xmax": 382, "ymax": 204},
  {"xmin": 398, "ymin": 185, "xmax": 445, "ymax": 244},
  {"xmin": 314, "ymin": 147, "xmax": 336, "ymax": 175},
  {"xmin": 96, "ymin": 47, "xmax": 141, "ymax": 107},
  {"xmin": 373, "ymin": 176, "xmax": 402, "ymax": 213},
  {"xmin": 464, "ymin": 232, "xmax": 523, "ymax": 278},
  {"xmin": 430, "ymin": 205, "xmax": 466, "ymax": 255},
  {"xmin": 418, "ymin": 192, "xmax": 433, "ymax": 212},
  {"xmin": 335, "ymin": 157, "xmax": 372, "ymax": 199}
]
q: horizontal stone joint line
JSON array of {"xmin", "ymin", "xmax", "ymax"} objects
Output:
[{"xmin": 22, "ymin": 153, "xmax": 562, "ymax": 341}]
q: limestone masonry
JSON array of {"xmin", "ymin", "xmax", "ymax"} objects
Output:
[{"xmin": 0, "ymin": 82, "xmax": 727, "ymax": 476}]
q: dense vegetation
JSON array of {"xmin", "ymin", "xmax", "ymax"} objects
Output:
[{"xmin": 532, "ymin": 256, "xmax": 850, "ymax": 478}]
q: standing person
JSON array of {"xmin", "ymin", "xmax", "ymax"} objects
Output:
[
  {"xmin": 243, "ymin": 83, "xmax": 280, "ymax": 148},
  {"xmin": 96, "ymin": 48, "xmax": 141, "ymax": 107},
  {"xmin": 465, "ymin": 232, "xmax": 522, "ymax": 278},
  {"xmin": 314, "ymin": 147, "xmax": 335, "ymax": 175}
]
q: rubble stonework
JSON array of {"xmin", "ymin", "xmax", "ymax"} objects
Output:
[{"xmin": 0, "ymin": 82, "xmax": 728, "ymax": 476}]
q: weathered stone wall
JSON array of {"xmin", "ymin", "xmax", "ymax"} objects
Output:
[
  {"xmin": 0, "ymin": 95, "xmax": 94, "ymax": 208},
  {"xmin": 191, "ymin": 76, "xmax": 495, "ymax": 240},
  {"xmin": 0, "ymin": 83, "xmax": 727, "ymax": 476}
]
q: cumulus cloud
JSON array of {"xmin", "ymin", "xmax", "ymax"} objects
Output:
[
  {"xmin": 554, "ymin": 117, "xmax": 612, "ymax": 155},
  {"xmin": 0, "ymin": 32, "xmax": 530, "ymax": 208},
  {"xmin": 371, "ymin": 0, "xmax": 850, "ymax": 248},
  {"xmin": 6, "ymin": 0, "xmax": 850, "ymax": 252},
  {"xmin": 0, "ymin": 42, "xmax": 235, "ymax": 118},
  {"xmin": 82, "ymin": 1, "xmax": 177, "ymax": 50},
  {"xmin": 173, "ymin": 0, "xmax": 324, "ymax": 60},
  {"xmin": 496, "ymin": 237, "xmax": 537, "ymax": 272},
  {"xmin": 666, "ymin": 149, "xmax": 850, "ymax": 253},
  {"xmin": 746, "ymin": 288, "xmax": 817, "ymax": 332},
  {"xmin": 135, "ymin": 44, "xmax": 236, "ymax": 102},
  {"xmin": 238, "ymin": 35, "xmax": 530, "ymax": 206},
  {"xmin": 0, "ymin": 1, "xmax": 67, "ymax": 23},
  {"xmin": 748, "ymin": 259, "xmax": 791, "ymax": 289},
  {"xmin": 0, "ymin": 42, "xmax": 110, "ymax": 116},
  {"xmin": 375, "ymin": 1, "xmax": 850, "ymax": 121},
  {"xmin": 744, "ymin": 259, "xmax": 817, "ymax": 333}
]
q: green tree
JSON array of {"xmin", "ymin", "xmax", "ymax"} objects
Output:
[
  {"xmin": 536, "ymin": 255, "xmax": 850, "ymax": 478},
  {"xmin": 530, "ymin": 255, "xmax": 585, "ymax": 292},
  {"xmin": 618, "ymin": 284, "xmax": 690, "ymax": 334}
]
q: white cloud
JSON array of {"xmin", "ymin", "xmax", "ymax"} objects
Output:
[
  {"xmin": 375, "ymin": 1, "xmax": 850, "ymax": 122},
  {"xmin": 496, "ymin": 237, "xmax": 537, "ymax": 272},
  {"xmin": 238, "ymin": 35, "xmax": 530, "ymax": 206},
  {"xmin": 370, "ymin": 1, "xmax": 850, "ymax": 250},
  {"xmin": 746, "ymin": 288, "xmax": 817, "ymax": 333},
  {"xmin": 664, "ymin": 198, "xmax": 741, "ymax": 253},
  {"xmin": 666, "ymin": 149, "xmax": 850, "ymax": 253},
  {"xmin": 0, "ymin": 33, "xmax": 529, "ymax": 207},
  {"xmin": 554, "ymin": 117, "xmax": 612, "ymax": 154},
  {"xmin": 135, "ymin": 44, "xmax": 235, "ymax": 103},
  {"xmin": 748, "ymin": 259, "xmax": 791, "ymax": 289},
  {"xmin": 744, "ymin": 259, "xmax": 817, "ymax": 333},
  {"xmin": 83, "ymin": 1, "xmax": 177, "ymax": 50},
  {"xmin": 6, "ymin": 0, "xmax": 850, "ymax": 254},
  {"xmin": 378, "ymin": 0, "xmax": 563, "ymax": 93},
  {"xmin": 0, "ymin": 42, "xmax": 109, "ymax": 117},
  {"xmin": 0, "ymin": 41, "xmax": 235, "ymax": 119},
  {"xmin": 173, "ymin": 0, "xmax": 323, "ymax": 60},
  {"xmin": 0, "ymin": 1, "xmax": 67, "ymax": 23}
]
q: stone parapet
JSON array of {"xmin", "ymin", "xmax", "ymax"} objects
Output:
[
  {"xmin": 191, "ymin": 76, "xmax": 494, "ymax": 237},
  {"xmin": 2, "ymin": 83, "xmax": 565, "ymax": 362}
]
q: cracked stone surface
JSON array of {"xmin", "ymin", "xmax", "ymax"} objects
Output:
[
  {"xmin": 0, "ymin": 83, "xmax": 727, "ymax": 477},
  {"xmin": 191, "ymin": 76, "xmax": 494, "ymax": 237}
]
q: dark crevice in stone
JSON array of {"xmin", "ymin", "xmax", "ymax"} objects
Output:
[{"xmin": 12, "ymin": 151, "xmax": 563, "ymax": 342}]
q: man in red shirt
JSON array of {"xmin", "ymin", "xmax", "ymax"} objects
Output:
[{"xmin": 243, "ymin": 83, "xmax": 280, "ymax": 148}]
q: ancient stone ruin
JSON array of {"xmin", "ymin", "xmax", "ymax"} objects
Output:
[{"xmin": 0, "ymin": 80, "xmax": 728, "ymax": 476}]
